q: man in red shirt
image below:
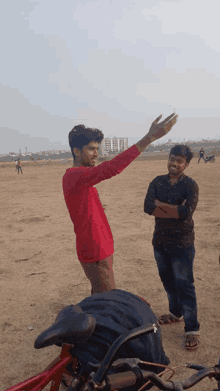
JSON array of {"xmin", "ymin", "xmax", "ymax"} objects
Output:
[{"xmin": 62, "ymin": 113, "xmax": 178, "ymax": 295}]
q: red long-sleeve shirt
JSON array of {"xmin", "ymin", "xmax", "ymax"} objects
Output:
[{"xmin": 62, "ymin": 145, "xmax": 140, "ymax": 263}]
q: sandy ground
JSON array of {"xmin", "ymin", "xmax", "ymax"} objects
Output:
[{"xmin": 0, "ymin": 156, "xmax": 220, "ymax": 391}]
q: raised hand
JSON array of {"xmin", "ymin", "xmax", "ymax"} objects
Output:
[
  {"xmin": 135, "ymin": 113, "xmax": 178, "ymax": 153},
  {"xmin": 148, "ymin": 113, "xmax": 178, "ymax": 142}
]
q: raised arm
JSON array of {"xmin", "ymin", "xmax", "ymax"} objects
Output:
[
  {"xmin": 136, "ymin": 113, "xmax": 178, "ymax": 153},
  {"xmin": 63, "ymin": 145, "xmax": 141, "ymax": 193},
  {"xmin": 64, "ymin": 114, "xmax": 178, "ymax": 193}
]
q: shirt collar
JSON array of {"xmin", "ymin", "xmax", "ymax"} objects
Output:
[{"xmin": 165, "ymin": 173, "xmax": 185, "ymax": 184}]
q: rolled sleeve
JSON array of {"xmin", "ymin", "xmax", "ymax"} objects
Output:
[
  {"xmin": 144, "ymin": 180, "xmax": 157, "ymax": 215},
  {"xmin": 177, "ymin": 181, "xmax": 199, "ymax": 220}
]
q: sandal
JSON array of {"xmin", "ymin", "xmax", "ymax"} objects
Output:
[
  {"xmin": 158, "ymin": 313, "xmax": 183, "ymax": 325},
  {"xmin": 185, "ymin": 333, "xmax": 200, "ymax": 351}
]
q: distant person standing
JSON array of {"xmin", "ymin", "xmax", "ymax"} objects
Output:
[
  {"xmin": 198, "ymin": 148, "xmax": 205, "ymax": 163},
  {"xmin": 15, "ymin": 160, "xmax": 18, "ymax": 171},
  {"xmin": 17, "ymin": 158, "xmax": 22, "ymax": 174}
]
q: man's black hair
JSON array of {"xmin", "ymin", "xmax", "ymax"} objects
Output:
[
  {"xmin": 169, "ymin": 144, "xmax": 193, "ymax": 163},
  {"xmin": 69, "ymin": 124, "xmax": 104, "ymax": 160}
]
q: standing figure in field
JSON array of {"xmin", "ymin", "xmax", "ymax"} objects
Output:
[
  {"xmin": 62, "ymin": 114, "xmax": 178, "ymax": 295},
  {"xmin": 17, "ymin": 158, "xmax": 22, "ymax": 174},
  {"xmin": 198, "ymin": 148, "xmax": 205, "ymax": 163},
  {"xmin": 144, "ymin": 145, "xmax": 200, "ymax": 351}
]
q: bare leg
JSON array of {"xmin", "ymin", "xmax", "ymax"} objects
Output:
[{"xmin": 81, "ymin": 255, "xmax": 115, "ymax": 295}]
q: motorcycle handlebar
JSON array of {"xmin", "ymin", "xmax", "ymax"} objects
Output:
[
  {"xmin": 103, "ymin": 365, "xmax": 220, "ymax": 391},
  {"xmin": 105, "ymin": 370, "xmax": 173, "ymax": 390}
]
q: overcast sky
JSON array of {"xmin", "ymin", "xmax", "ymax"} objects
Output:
[{"xmin": 1, "ymin": 0, "xmax": 220, "ymax": 153}]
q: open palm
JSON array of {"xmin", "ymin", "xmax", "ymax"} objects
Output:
[{"xmin": 148, "ymin": 113, "xmax": 178, "ymax": 142}]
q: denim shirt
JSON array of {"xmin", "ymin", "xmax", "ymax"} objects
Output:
[{"xmin": 144, "ymin": 174, "xmax": 199, "ymax": 252}]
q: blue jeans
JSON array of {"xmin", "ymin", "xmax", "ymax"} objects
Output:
[
  {"xmin": 198, "ymin": 155, "xmax": 205, "ymax": 163},
  {"xmin": 154, "ymin": 245, "xmax": 200, "ymax": 333}
]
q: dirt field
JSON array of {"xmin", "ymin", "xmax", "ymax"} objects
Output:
[{"xmin": 1, "ymin": 156, "xmax": 220, "ymax": 391}]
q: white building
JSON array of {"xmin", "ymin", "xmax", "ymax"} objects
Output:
[{"xmin": 100, "ymin": 137, "xmax": 128, "ymax": 154}]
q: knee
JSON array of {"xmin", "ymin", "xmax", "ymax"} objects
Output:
[
  {"xmin": 157, "ymin": 265, "xmax": 171, "ymax": 284},
  {"xmin": 176, "ymin": 276, "xmax": 194, "ymax": 293}
]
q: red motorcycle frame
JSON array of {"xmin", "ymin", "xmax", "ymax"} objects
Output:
[{"xmin": 5, "ymin": 344, "xmax": 74, "ymax": 391}]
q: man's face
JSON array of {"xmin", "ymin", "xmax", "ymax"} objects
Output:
[
  {"xmin": 167, "ymin": 154, "xmax": 188, "ymax": 176},
  {"xmin": 74, "ymin": 141, "xmax": 99, "ymax": 167}
]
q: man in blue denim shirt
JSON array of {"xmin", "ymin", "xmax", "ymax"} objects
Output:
[{"xmin": 144, "ymin": 145, "xmax": 200, "ymax": 351}]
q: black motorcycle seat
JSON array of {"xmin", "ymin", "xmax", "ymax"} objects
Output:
[{"xmin": 34, "ymin": 304, "xmax": 96, "ymax": 349}]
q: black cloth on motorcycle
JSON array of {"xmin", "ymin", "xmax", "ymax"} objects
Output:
[{"xmin": 60, "ymin": 289, "xmax": 169, "ymax": 374}]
